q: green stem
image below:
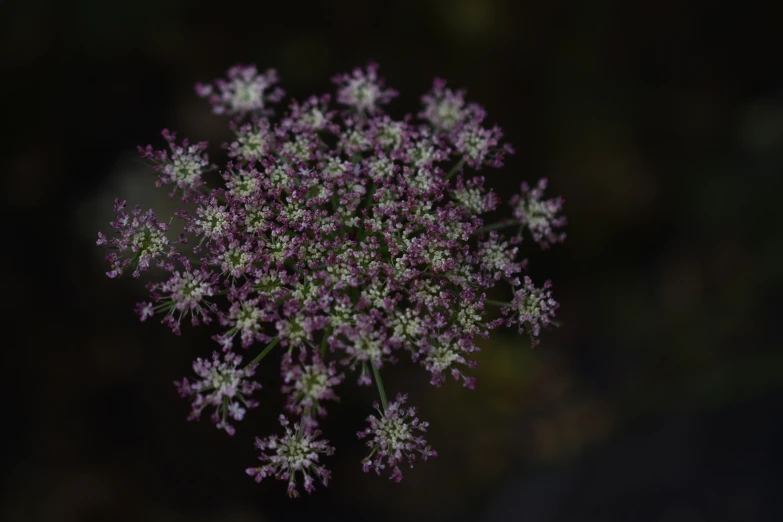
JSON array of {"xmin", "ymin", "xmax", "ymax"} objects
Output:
[
  {"xmin": 247, "ymin": 337, "xmax": 280, "ymax": 367},
  {"xmin": 445, "ymin": 158, "xmax": 465, "ymax": 180},
  {"xmin": 485, "ymin": 300, "xmax": 513, "ymax": 307},
  {"xmin": 475, "ymin": 219, "xmax": 520, "ymax": 235},
  {"xmin": 364, "ymin": 181, "xmax": 375, "ymax": 210},
  {"xmin": 320, "ymin": 327, "xmax": 331, "ymax": 357},
  {"xmin": 370, "ymin": 360, "xmax": 388, "ymax": 411}
]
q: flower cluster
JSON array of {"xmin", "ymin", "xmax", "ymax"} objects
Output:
[
  {"xmin": 174, "ymin": 351, "xmax": 261, "ymax": 436},
  {"xmin": 504, "ymin": 276, "xmax": 559, "ymax": 344},
  {"xmin": 246, "ymin": 415, "xmax": 334, "ymax": 497},
  {"xmin": 357, "ymin": 393, "xmax": 437, "ymax": 482},
  {"xmin": 97, "ymin": 63, "xmax": 566, "ymax": 496},
  {"xmin": 97, "ymin": 199, "xmax": 171, "ymax": 278},
  {"xmin": 510, "ymin": 178, "xmax": 566, "ymax": 248},
  {"xmin": 196, "ymin": 64, "xmax": 285, "ymax": 117},
  {"xmin": 333, "ymin": 63, "xmax": 397, "ymax": 113},
  {"xmin": 281, "ymin": 352, "xmax": 344, "ymax": 424},
  {"xmin": 138, "ymin": 129, "xmax": 212, "ymax": 199}
]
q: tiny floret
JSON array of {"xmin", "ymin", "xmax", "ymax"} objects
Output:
[
  {"xmin": 510, "ymin": 178, "xmax": 567, "ymax": 248},
  {"xmin": 504, "ymin": 276, "xmax": 559, "ymax": 343},
  {"xmin": 196, "ymin": 64, "xmax": 284, "ymax": 117},
  {"xmin": 333, "ymin": 63, "xmax": 398, "ymax": 113},
  {"xmin": 174, "ymin": 351, "xmax": 261, "ymax": 436},
  {"xmin": 357, "ymin": 393, "xmax": 437, "ymax": 482},
  {"xmin": 246, "ymin": 415, "xmax": 334, "ymax": 497},
  {"xmin": 97, "ymin": 200, "xmax": 171, "ymax": 278},
  {"xmin": 281, "ymin": 353, "xmax": 344, "ymax": 422},
  {"xmin": 420, "ymin": 78, "xmax": 484, "ymax": 130},
  {"xmin": 148, "ymin": 269, "xmax": 216, "ymax": 333},
  {"xmin": 138, "ymin": 129, "xmax": 212, "ymax": 200}
]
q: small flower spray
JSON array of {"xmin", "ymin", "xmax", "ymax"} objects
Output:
[{"xmin": 97, "ymin": 62, "xmax": 566, "ymax": 497}]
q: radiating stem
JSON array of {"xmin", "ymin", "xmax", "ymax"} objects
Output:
[
  {"xmin": 248, "ymin": 337, "xmax": 280, "ymax": 367},
  {"xmin": 445, "ymin": 158, "xmax": 465, "ymax": 180},
  {"xmin": 485, "ymin": 299, "xmax": 512, "ymax": 307},
  {"xmin": 364, "ymin": 181, "xmax": 376, "ymax": 210},
  {"xmin": 475, "ymin": 219, "xmax": 520, "ymax": 235},
  {"xmin": 320, "ymin": 327, "xmax": 331, "ymax": 357},
  {"xmin": 370, "ymin": 360, "xmax": 388, "ymax": 411}
]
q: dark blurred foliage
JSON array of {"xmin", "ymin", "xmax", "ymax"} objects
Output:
[{"xmin": 2, "ymin": 1, "xmax": 783, "ymax": 521}]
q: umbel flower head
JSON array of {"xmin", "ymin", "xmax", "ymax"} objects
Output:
[
  {"xmin": 174, "ymin": 351, "xmax": 261, "ymax": 436},
  {"xmin": 357, "ymin": 393, "xmax": 437, "ymax": 482},
  {"xmin": 97, "ymin": 62, "xmax": 566, "ymax": 497},
  {"xmin": 281, "ymin": 352, "xmax": 344, "ymax": 423},
  {"xmin": 246, "ymin": 415, "xmax": 334, "ymax": 498}
]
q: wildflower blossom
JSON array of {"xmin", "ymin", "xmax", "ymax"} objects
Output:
[
  {"xmin": 281, "ymin": 353, "xmax": 344, "ymax": 420},
  {"xmin": 452, "ymin": 175, "xmax": 499, "ymax": 215},
  {"xmin": 510, "ymin": 178, "xmax": 567, "ymax": 248},
  {"xmin": 221, "ymin": 297, "xmax": 270, "ymax": 349},
  {"xmin": 477, "ymin": 233, "xmax": 522, "ymax": 281},
  {"xmin": 98, "ymin": 62, "xmax": 566, "ymax": 496},
  {"xmin": 196, "ymin": 64, "xmax": 284, "ymax": 117},
  {"xmin": 146, "ymin": 268, "xmax": 217, "ymax": 333},
  {"xmin": 138, "ymin": 129, "xmax": 212, "ymax": 199},
  {"xmin": 246, "ymin": 415, "xmax": 334, "ymax": 497},
  {"xmin": 420, "ymin": 337, "xmax": 478, "ymax": 389},
  {"xmin": 174, "ymin": 351, "xmax": 261, "ymax": 436},
  {"xmin": 333, "ymin": 63, "xmax": 397, "ymax": 113},
  {"xmin": 454, "ymin": 122, "xmax": 506, "ymax": 169},
  {"xmin": 135, "ymin": 301, "xmax": 154, "ymax": 321},
  {"xmin": 96, "ymin": 199, "xmax": 172, "ymax": 278},
  {"xmin": 357, "ymin": 394, "xmax": 437, "ymax": 482},
  {"xmin": 282, "ymin": 94, "xmax": 339, "ymax": 134},
  {"xmin": 504, "ymin": 276, "xmax": 559, "ymax": 343},
  {"xmin": 420, "ymin": 78, "xmax": 484, "ymax": 130},
  {"xmin": 227, "ymin": 120, "xmax": 274, "ymax": 160}
]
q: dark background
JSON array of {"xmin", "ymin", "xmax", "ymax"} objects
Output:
[{"xmin": 3, "ymin": 1, "xmax": 782, "ymax": 521}]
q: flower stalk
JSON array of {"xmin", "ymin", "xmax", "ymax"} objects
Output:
[{"xmin": 370, "ymin": 360, "xmax": 388, "ymax": 412}]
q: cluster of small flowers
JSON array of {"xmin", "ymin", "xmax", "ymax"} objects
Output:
[
  {"xmin": 97, "ymin": 63, "xmax": 566, "ymax": 497},
  {"xmin": 173, "ymin": 351, "xmax": 261, "ymax": 436},
  {"xmin": 358, "ymin": 393, "xmax": 437, "ymax": 482}
]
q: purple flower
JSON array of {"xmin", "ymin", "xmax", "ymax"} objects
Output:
[
  {"xmin": 135, "ymin": 302, "xmax": 154, "ymax": 321},
  {"xmin": 98, "ymin": 62, "xmax": 566, "ymax": 496},
  {"xmin": 420, "ymin": 331, "xmax": 479, "ymax": 389},
  {"xmin": 357, "ymin": 393, "xmax": 437, "ymax": 482},
  {"xmin": 333, "ymin": 63, "xmax": 397, "ymax": 114},
  {"xmin": 510, "ymin": 178, "xmax": 567, "ymax": 248},
  {"xmin": 221, "ymin": 297, "xmax": 270, "ymax": 349},
  {"xmin": 227, "ymin": 120, "xmax": 274, "ymax": 161},
  {"xmin": 147, "ymin": 268, "xmax": 217, "ymax": 333},
  {"xmin": 246, "ymin": 415, "xmax": 334, "ymax": 497},
  {"xmin": 420, "ymin": 78, "xmax": 484, "ymax": 130},
  {"xmin": 454, "ymin": 122, "xmax": 505, "ymax": 169},
  {"xmin": 452, "ymin": 175, "xmax": 500, "ymax": 215},
  {"xmin": 196, "ymin": 64, "xmax": 285, "ymax": 117},
  {"xmin": 504, "ymin": 276, "xmax": 559, "ymax": 343},
  {"xmin": 281, "ymin": 353, "xmax": 344, "ymax": 421},
  {"xmin": 282, "ymin": 94, "xmax": 339, "ymax": 134},
  {"xmin": 138, "ymin": 129, "xmax": 212, "ymax": 200},
  {"xmin": 477, "ymin": 232, "xmax": 522, "ymax": 281},
  {"xmin": 97, "ymin": 200, "xmax": 172, "ymax": 278},
  {"xmin": 174, "ymin": 351, "xmax": 261, "ymax": 436}
]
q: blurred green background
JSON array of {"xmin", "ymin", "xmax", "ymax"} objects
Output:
[{"xmin": 2, "ymin": 1, "xmax": 782, "ymax": 521}]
